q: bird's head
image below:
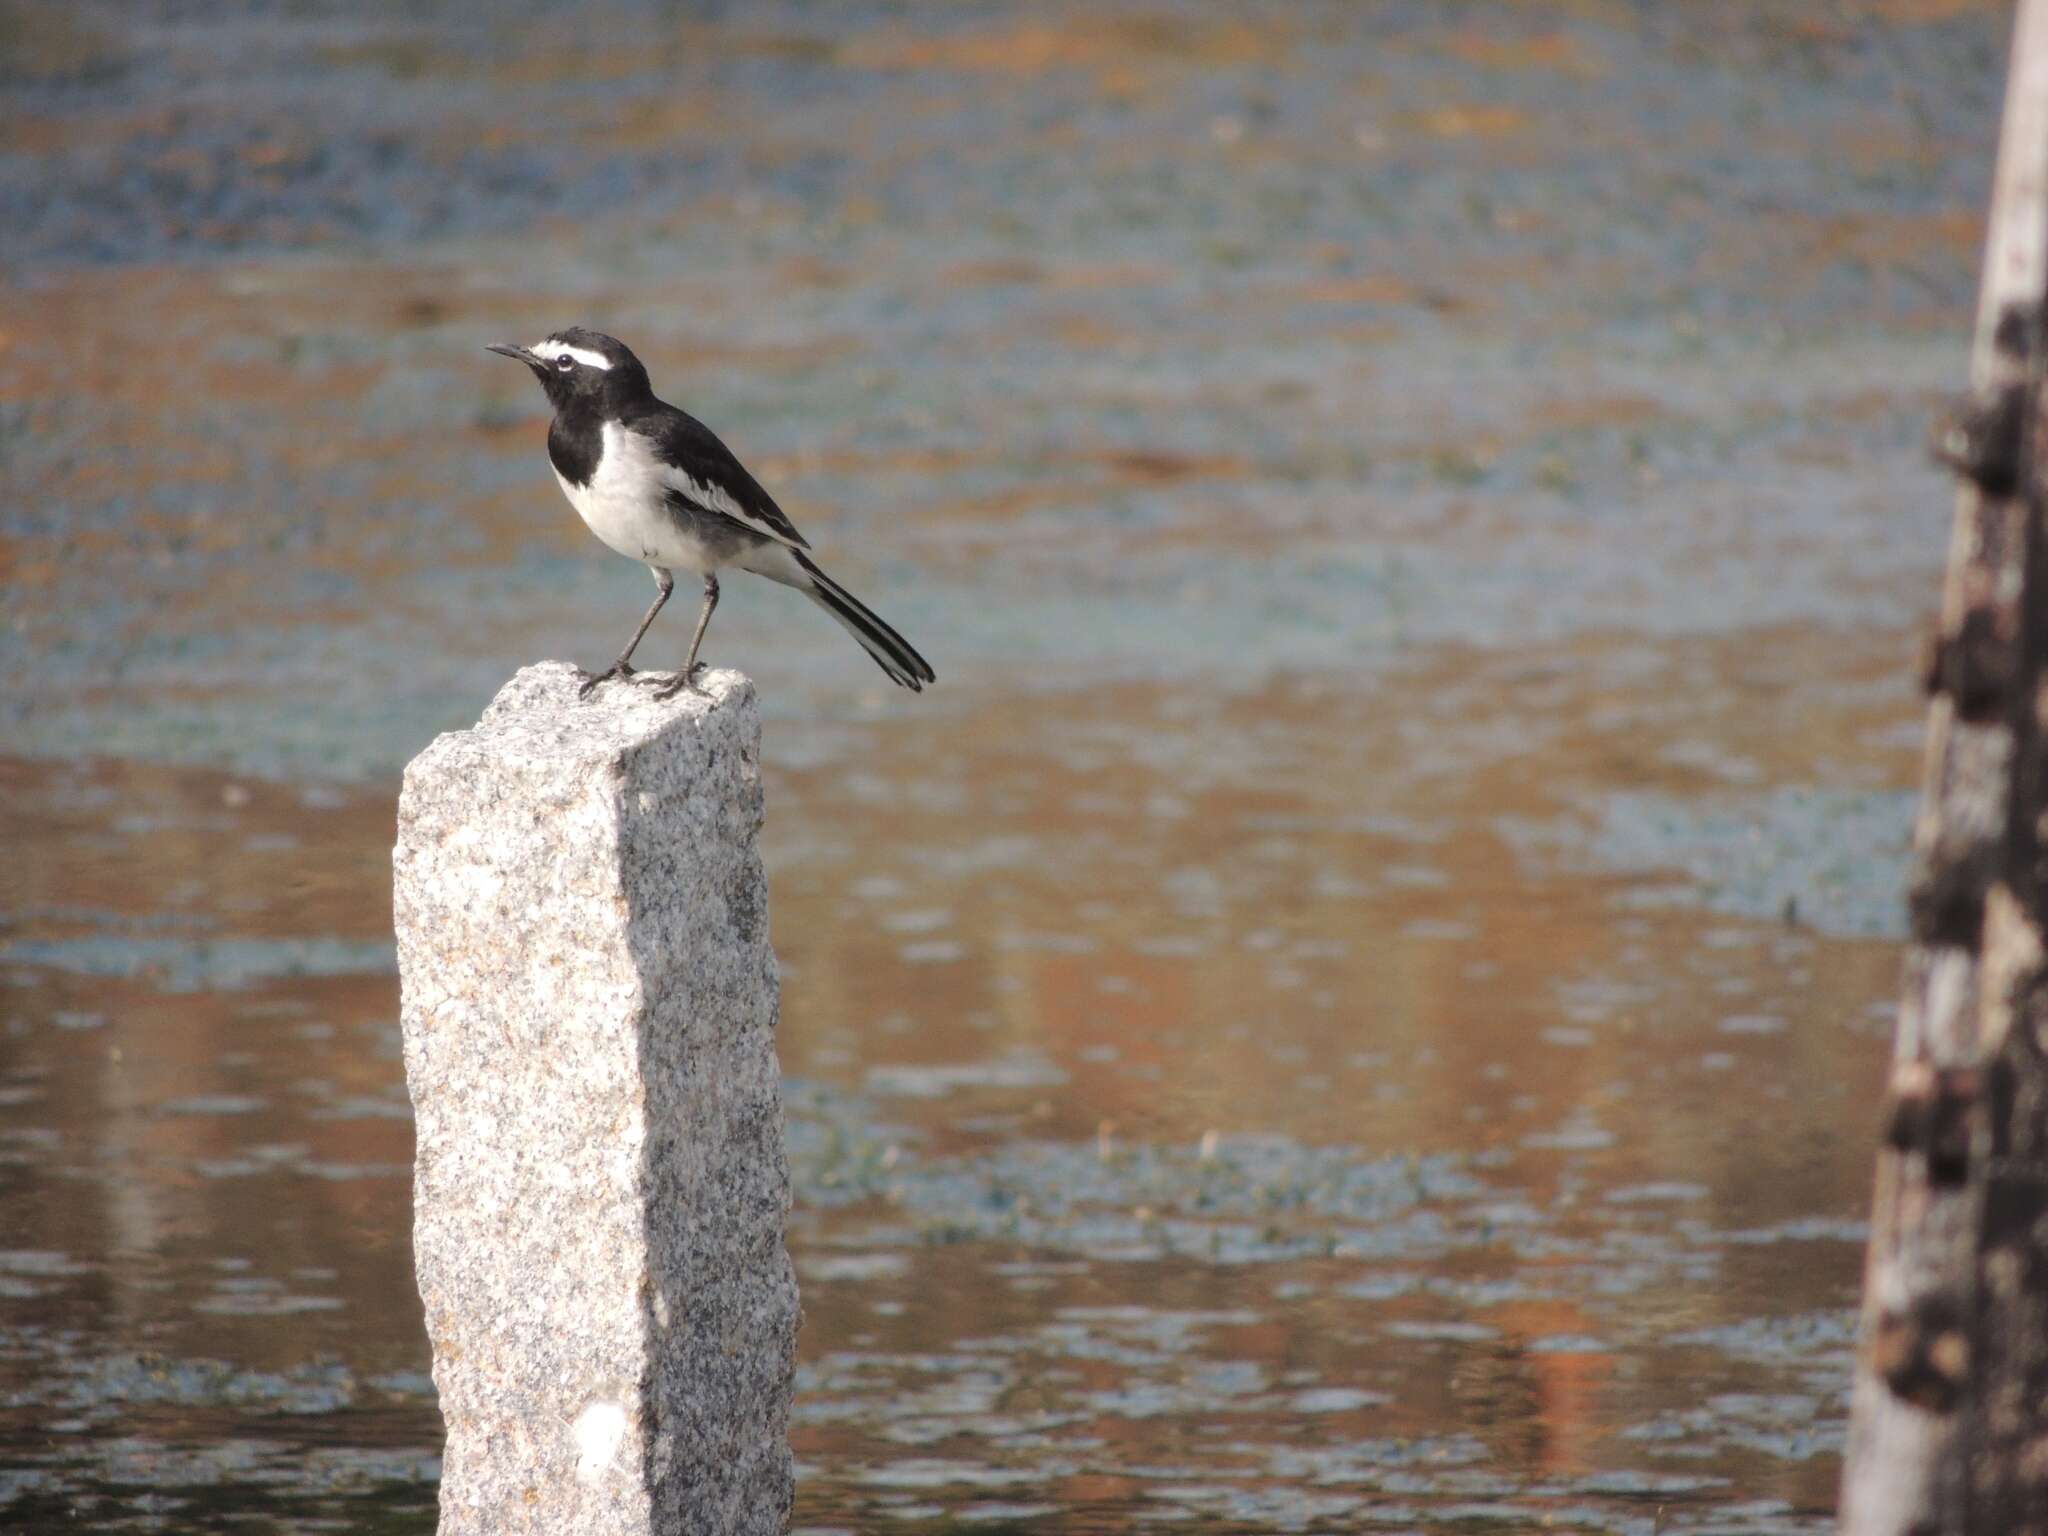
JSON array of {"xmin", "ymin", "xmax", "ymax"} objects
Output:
[{"xmin": 487, "ymin": 327, "xmax": 649, "ymax": 412}]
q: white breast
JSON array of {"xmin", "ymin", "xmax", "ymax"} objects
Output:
[{"xmin": 554, "ymin": 421, "xmax": 723, "ymax": 575}]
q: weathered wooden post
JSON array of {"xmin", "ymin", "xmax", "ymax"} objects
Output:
[
  {"xmin": 1841, "ymin": 6, "xmax": 2048, "ymax": 1529},
  {"xmin": 394, "ymin": 662, "xmax": 798, "ymax": 1536}
]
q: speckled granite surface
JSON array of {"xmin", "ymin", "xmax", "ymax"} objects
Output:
[{"xmin": 395, "ymin": 662, "xmax": 795, "ymax": 1535}]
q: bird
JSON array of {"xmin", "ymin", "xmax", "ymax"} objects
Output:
[{"xmin": 486, "ymin": 327, "xmax": 935, "ymax": 699}]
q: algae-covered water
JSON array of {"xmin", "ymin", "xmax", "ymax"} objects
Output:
[{"xmin": 0, "ymin": 1, "xmax": 2005, "ymax": 1529}]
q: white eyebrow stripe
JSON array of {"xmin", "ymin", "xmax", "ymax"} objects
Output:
[{"xmin": 535, "ymin": 340, "xmax": 613, "ymax": 370}]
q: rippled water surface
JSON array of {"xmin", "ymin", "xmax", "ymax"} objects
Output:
[{"xmin": 0, "ymin": 1, "xmax": 2009, "ymax": 1530}]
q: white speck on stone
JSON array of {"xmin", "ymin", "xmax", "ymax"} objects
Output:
[{"xmin": 575, "ymin": 1401, "xmax": 630, "ymax": 1483}]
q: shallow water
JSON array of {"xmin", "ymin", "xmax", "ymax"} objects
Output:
[{"xmin": 0, "ymin": 1, "xmax": 2006, "ymax": 1530}]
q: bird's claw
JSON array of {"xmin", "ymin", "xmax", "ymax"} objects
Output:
[
  {"xmin": 652, "ymin": 664, "xmax": 705, "ymax": 701},
  {"xmin": 577, "ymin": 661, "xmax": 640, "ymax": 699}
]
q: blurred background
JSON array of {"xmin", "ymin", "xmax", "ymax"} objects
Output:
[{"xmin": 0, "ymin": 1, "xmax": 2009, "ymax": 1530}]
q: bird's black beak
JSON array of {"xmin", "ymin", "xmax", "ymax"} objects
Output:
[{"xmin": 486, "ymin": 343, "xmax": 544, "ymax": 370}]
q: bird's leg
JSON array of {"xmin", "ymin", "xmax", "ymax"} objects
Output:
[
  {"xmin": 655, "ymin": 575, "xmax": 719, "ymax": 699},
  {"xmin": 580, "ymin": 567, "xmax": 674, "ymax": 698}
]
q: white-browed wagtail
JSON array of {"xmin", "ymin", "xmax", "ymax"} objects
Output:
[{"xmin": 488, "ymin": 327, "xmax": 935, "ymax": 697}]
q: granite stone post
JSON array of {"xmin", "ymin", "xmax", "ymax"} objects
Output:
[{"xmin": 394, "ymin": 662, "xmax": 798, "ymax": 1536}]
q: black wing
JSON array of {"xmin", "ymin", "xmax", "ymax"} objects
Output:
[{"xmin": 636, "ymin": 401, "xmax": 811, "ymax": 551}]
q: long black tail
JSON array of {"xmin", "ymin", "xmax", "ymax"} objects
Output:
[{"xmin": 796, "ymin": 552, "xmax": 935, "ymax": 691}]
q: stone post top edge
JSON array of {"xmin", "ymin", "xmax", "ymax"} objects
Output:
[{"xmin": 402, "ymin": 662, "xmax": 758, "ymax": 778}]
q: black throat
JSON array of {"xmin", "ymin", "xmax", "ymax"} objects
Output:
[{"xmin": 546, "ymin": 400, "xmax": 605, "ymax": 489}]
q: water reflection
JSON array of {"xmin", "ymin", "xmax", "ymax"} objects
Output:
[{"xmin": 5, "ymin": 620, "xmax": 1900, "ymax": 1529}]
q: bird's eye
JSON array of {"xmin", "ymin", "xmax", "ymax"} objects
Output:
[{"xmin": 556, "ymin": 355, "xmax": 573, "ymax": 372}]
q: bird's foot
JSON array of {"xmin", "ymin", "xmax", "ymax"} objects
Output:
[
  {"xmin": 652, "ymin": 664, "xmax": 706, "ymax": 701},
  {"xmin": 577, "ymin": 660, "xmax": 641, "ymax": 698}
]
